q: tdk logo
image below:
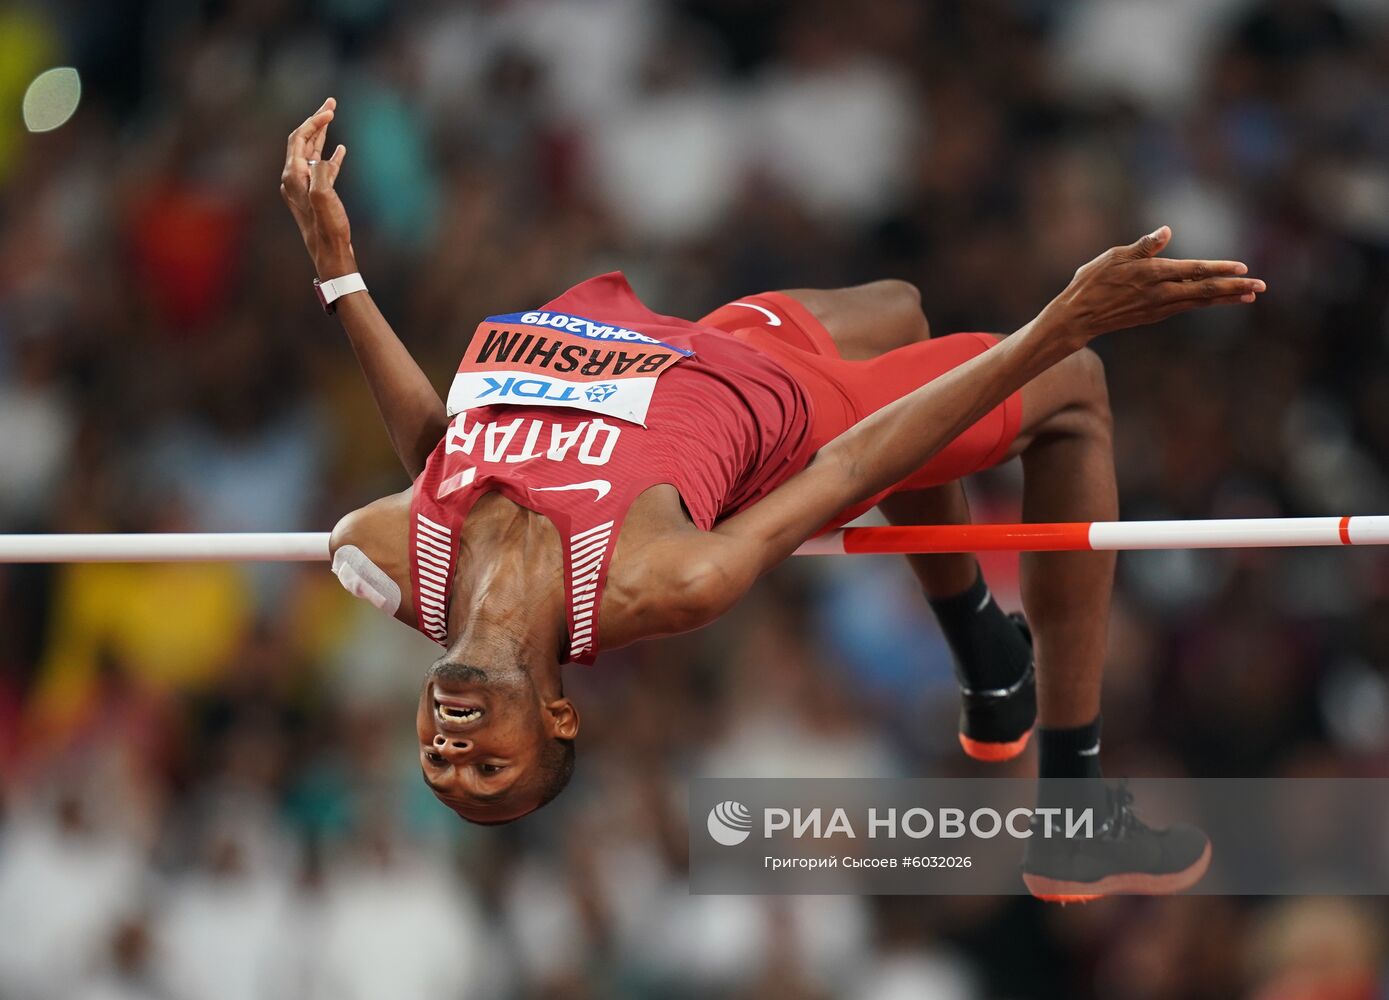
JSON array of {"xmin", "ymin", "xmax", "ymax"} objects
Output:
[
  {"xmin": 585, "ymin": 383, "xmax": 618, "ymax": 403},
  {"xmin": 707, "ymin": 801, "xmax": 753, "ymax": 846},
  {"xmin": 477, "ymin": 376, "xmax": 579, "ymax": 402}
]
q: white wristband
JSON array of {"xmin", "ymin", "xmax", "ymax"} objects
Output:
[{"xmin": 314, "ymin": 272, "xmax": 367, "ymax": 314}]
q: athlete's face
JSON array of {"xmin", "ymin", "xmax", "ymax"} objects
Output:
[{"xmin": 415, "ymin": 659, "xmax": 576, "ymax": 823}]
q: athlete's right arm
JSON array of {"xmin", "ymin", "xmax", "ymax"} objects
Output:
[
  {"xmin": 281, "ymin": 99, "xmax": 448, "ymax": 479},
  {"xmin": 665, "ymin": 228, "xmax": 1265, "ymax": 631}
]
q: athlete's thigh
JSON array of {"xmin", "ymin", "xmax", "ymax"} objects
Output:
[
  {"xmin": 778, "ymin": 280, "xmax": 931, "ymax": 360},
  {"xmin": 1003, "ymin": 347, "xmax": 1111, "ymax": 461}
]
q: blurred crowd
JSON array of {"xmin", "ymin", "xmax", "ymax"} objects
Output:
[{"xmin": 4, "ymin": 0, "xmax": 1389, "ymax": 997}]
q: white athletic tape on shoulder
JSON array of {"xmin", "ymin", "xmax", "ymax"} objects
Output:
[{"xmin": 331, "ymin": 544, "xmax": 402, "ymax": 616}]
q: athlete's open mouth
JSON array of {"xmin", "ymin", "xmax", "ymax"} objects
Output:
[{"xmin": 433, "ymin": 688, "xmax": 485, "ymax": 726}]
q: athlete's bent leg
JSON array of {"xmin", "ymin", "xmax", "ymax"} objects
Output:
[
  {"xmin": 762, "ymin": 287, "xmax": 1208, "ymax": 898},
  {"xmin": 874, "ymin": 347, "xmax": 1118, "ymax": 767},
  {"xmin": 879, "ymin": 484, "xmax": 1037, "ymax": 761},
  {"xmin": 1007, "ymin": 348, "xmax": 1115, "ymax": 735},
  {"xmin": 1007, "ymin": 348, "xmax": 1209, "ymax": 901},
  {"xmin": 782, "ymin": 283, "xmax": 1035, "ymax": 759}
]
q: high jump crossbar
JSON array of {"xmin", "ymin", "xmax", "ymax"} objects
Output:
[{"xmin": 0, "ymin": 516, "xmax": 1386, "ymax": 563}]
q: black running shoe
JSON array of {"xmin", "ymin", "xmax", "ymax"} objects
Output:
[
  {"xmin": 958, "ymin": 613, "xmax": 1036, "ymax": 762},
  {"xmin": 1021, "ymin": 782, "xmax": 1211, "ymax": 902}
]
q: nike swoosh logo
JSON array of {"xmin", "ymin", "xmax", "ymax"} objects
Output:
[
  {"xmin": 728, "ymin": 301, "xmax": 782, "ymax": 327},
  {"xmin": 534, "ymin": 480, "xmax": 612, "ymax": 501}
]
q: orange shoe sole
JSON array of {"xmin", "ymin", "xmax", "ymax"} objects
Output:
[
  {"xmin": 959, "ymin": 727, "xmax": 1033, "ymax": 762},
  {"xmin": 1022, "ymin": 841, "xmax": 1212, "ymax": 903}
]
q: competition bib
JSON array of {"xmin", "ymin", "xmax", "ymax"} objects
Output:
[{"xmin": 448, "ymin": 310, "xmax": 694, "ymax": 426}]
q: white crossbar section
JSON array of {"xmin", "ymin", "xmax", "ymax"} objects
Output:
[
  {"xmin": 0, "ymin": 516, "xmax": 1388, "ymax": 563},
  {"xmin": 1088, "ymin": 516, "xmax": 1389, "ymax": 550},
  {"xmin": 0, "ymin": 533, "xmax": 331, "ymax": 563}
]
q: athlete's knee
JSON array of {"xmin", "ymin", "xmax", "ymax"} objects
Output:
[
  {"xmin": 868, "ymin": 278, "xmax": 921, "ymax": 310},
  {"xmin": 859, "ymin": 279, "xmax": 930, "ymax": 350},
  {"xmin": 1064, "ymin": 347, "xmax": 1112, "ymax": 436},
  {"xmin": 868, "ymin": 279, "xmax": 924, "ymax": 326},
  {"xmin": 1073, "ymin": 348, "xmax": 1110, "ymax": 408}
]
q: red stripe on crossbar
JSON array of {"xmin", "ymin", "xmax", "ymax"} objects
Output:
[
  {"xmin": 839, "ymin": 523, "xmax": 1094, "ymax": 555},
  {"xmin": 1339, "ymin": 515, "xmax": 1352, "ymax": 545}
]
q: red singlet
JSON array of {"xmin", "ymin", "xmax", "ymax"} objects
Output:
[{"xmin": 409, "ymin": 273, "xmax": 1020, "ymax": 663}]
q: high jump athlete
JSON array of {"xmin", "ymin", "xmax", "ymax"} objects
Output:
[{"xmin": 282, "ymin": 100, "xmax": 1264, "ymax": 899}]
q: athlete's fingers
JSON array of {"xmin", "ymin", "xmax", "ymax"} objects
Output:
[
  {"xmin": 1114, "ymin": 225, "xmax": 1172, "ymax": 261},
  {"xmin": 308, "ymin": 100, "xmax": 336, "ymax": 160},
  {"xmin": 309, "ymin": 145, "xmax": 345, "ymax": 199},
  {"xmin": 286, "ymin": 110, "xmax": 331, "ymax": 162},
  {"xmin": 294, "ymin": 98, "xmax": 334, "ymax": 140},
  {"xmin": 303, "ymin": 111, "xmax": 333, "ymax": 162},
  {"xmin": 283, "ymin": 115, "xmax": 334, "ymax": 213},
  {"xmin": 1157, "ymin": 276, "xmax": 1265, "ymax": 303},
  {"xmin": 1152, "ymin": 292, "xmax": 1261, "ymax": 323},
  {"xmin": 1149, "ymin": 258, "xmax": 1249, "ymax": 281},
  {"xmin": 285, "ymin": 100, "xmax": 335, "ymax": 170}
]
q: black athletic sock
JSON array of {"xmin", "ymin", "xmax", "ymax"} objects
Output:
[
  {"xmin": 1038, "ymin": 717, "xmax": 1106, "ymax": 815},
  {"xmin": 1038, "ymin": 718, "xmax": 1103, "ymax": 780},
  {"xmin": 928, "ymin": 571, "xmax": 1032, "ymax": 693}
]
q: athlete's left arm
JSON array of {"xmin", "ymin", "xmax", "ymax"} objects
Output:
[
  {"xmin": 663, "ymin": 229, "xmax": 1264, "ymax": 631},
  {"xmin": 281, "ymin": 99, "xmax": 449, "ymax": 478}
]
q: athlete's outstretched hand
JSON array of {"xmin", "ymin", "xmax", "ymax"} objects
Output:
[
  {"xmin": 280, "ymin": 98, "xmax": 354, "ymax": 278},
  {"xmin": 1040, "ymin": 226, "xmax": 1264, "ymax": 353}
]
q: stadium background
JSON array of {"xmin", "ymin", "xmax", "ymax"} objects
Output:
[{"xmin": 3, "ymin": 0, "xmax": 1389, "ymax": 997}]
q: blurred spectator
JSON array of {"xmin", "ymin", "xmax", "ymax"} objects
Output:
[
  {"xmin": 1246, "ymin": 897, "xmax": 1385, "ymax": 1000},
  {"xmin": 0, "ymin": 787, "xmax": 148, "ymax": 999},
  {"xmin": 71, "ymin": 915, "xmax": 167, "ymax": 1000},
  {"xmin": 744, "ymin": 4, "xmax": 914, "ymax": 221},
  {"xmin": 295, "ymin": 824, "xmax": 505, "ymax": 1000},
  {"xmin": 0, "ymin": 330, "xmax": 74, "ymax": 525}
]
